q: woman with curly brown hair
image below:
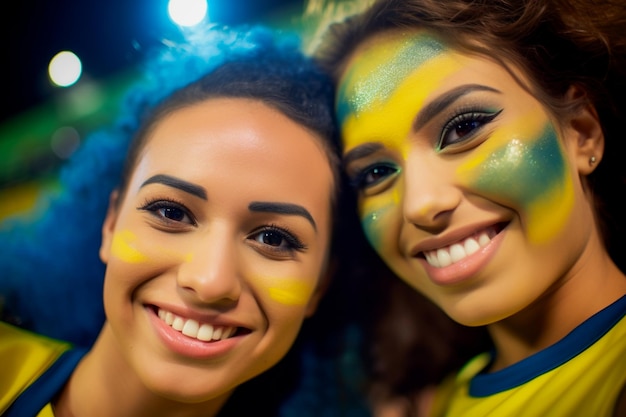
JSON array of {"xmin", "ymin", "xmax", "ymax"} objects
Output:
[{"xmin": 315, "ymin": 0, "xmax": 626, "ymax": 415}]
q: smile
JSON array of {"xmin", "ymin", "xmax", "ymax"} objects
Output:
[
  {"xmin": 422, "ymin": 226, "xmax": 499, "ymax": 268},
  {"xmin": 157, "ymin": 308, "xmax": 237, "ymax": 342}
]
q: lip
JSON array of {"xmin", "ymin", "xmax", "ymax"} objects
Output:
[
  {"xmin": 412, "ymin": 222, "xmax": 507, "ymax": 286},
  {"xmin": 146, "ymin": 304, "xmax": 251, "ymax": 360}
]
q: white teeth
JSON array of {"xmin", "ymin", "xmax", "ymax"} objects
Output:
[
  {"xmin": 464, "ymin": 237, "xmax": 480, "ymax": 256},
  {"xmin": 478, "ymin": 233, "xmax": 491, "ymax": 246},
  {"xmin": 424, "ymin": 229, "xmax": 495, "ymax": 268},
  {"xmin": 197, "ymin": 324, "xmax": 214, "ymax": 341},
  {"xmin": 172, "ymin": 316, "xmax": 184, "ymax": 331},
  {"xmin": 436, "ymin": 248, "xmax": 452, "ymax": 267},
  {"xmin": 156, "ymin": 308, "xmax": 236, "ymax": 342},
  {"xmin": 181, "ymin": 319, "xmax": 199, "ymax": 337},
  {"xmin": 165, "ymin": 312, "xmax": 174, "ymax": 326},
  {"xmin": 424, "ymin": 251, "xmax": 440, "ymax": 268},
  {"xmin": 449, "ymin": 243, "xmax": 465, "ymax": 263}
]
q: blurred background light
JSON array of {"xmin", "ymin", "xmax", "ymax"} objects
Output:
[
  {"xmin": 48, "ymin": 51, "xmax": 83, "ymax": 87},
  {"xmin": 168, "ymin": 0, "xmax": 208, "ymax": 27},
  {"xmin": 0, "ymin": 0, "xmax": 335, "ymax": 221}
]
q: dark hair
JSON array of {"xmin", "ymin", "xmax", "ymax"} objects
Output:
[
  {"xmin": 119, "ymin": 43, "xmax": 340, "ymax": 208},
  {"xmin": 0, "ymin": 25, "xmax": 340, "ymax": 347},
  {"xmin": 314, "ymin": 0, "xmax": 626, "ymax": 408},
  {"xmin": 0, "ymin": 24, "xmax": 372, "ymax": 417}
]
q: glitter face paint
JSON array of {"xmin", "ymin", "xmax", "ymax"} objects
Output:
[
  {"xmin": 339, "ymin": 33, "xmax": 467, "ymax": 249},
  {"xmin": 338, "ymin": 32, "xmax": 574, "ymax": 249},
  {"xmin": 337, "ymin": 30, "xmax": 604, "ymax": 328},
  {"xmin": 457, "ymin": 116, "xmax": 574, "ymax": 244},
  {"xmin": 339, "ymin": 34, "xmax": 461, "ymax": 158}
]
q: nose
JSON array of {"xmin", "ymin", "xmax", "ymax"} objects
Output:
[
  {"xmin": 402, "ymin": 153, "xmax": 461, "ymax": 233},
  {"xmin": 177, "ymin": 231, "xmax": 242, "ymax": 306}
]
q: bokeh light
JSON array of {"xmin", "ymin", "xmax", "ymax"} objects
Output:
[
  {"xmin": 48, "ymin": 51, "xmax": 83, "ymax": 87},
  {"xmin": 168, "ymin": 0, "xmax": 208, "ymax": 27}
]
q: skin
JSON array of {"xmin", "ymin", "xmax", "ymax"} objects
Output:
[
  {"xmin": 338, "ymin": 30, "xmax": 626, "ymax": 371},
  {"xmin": 55, "ymin": 97, "xmax": 335, "ymax": 417}
]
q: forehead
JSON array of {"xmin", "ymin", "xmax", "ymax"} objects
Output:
[
  {"xmin": 337, "ymin": 31, "xmax": 541, "ymax": 148},
  {"xmin": 130, "ymin": 98, "xmax": 336, "ymax": 203},
  {"xmin": 337, "ymin": 30, "xmax": 448, "ymax": 125}
]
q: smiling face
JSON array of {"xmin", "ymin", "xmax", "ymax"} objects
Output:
[
  {"xmin": 338, "ymin": 30, "xmax": 599, "ymax": 326},
  {"xmin": 98, "ymin": 97, "xmax": 334, "ymax": 403}
]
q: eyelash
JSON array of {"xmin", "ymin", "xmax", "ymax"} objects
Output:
[
  {"xmin": 248, "ymin": 224, "xmax": 307, "ymax": 254},
  {"xmin": 350, "ymin": 162, "xmax": 400, "ymax": 192},
  {"xmin": 138, "ymin": 199, "xmax": 306, "ymax": 253},
  {"xmin": 138, "ymin": 197, "xmax": 196, "ymax": 227},
  {"xmin": 438, "ymin": 108, "xmax": 502, "ymax": 150}
]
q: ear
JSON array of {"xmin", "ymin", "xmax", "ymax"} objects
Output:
[
  {"xmin": 99, "ymin": 190, "xmax": 120, "ymax": 265},
  {"xmin": 304, "ymin": 258, "xmax": 336, "ymax": 318},
  {"xmin": 561, "ymin": 86, "xmax": 604, "ymax": 176}
]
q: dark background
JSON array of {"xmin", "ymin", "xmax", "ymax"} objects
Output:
[
  {"xmin": 1, "ymin": 0, "xmax": 303, "ymax": 125},
  {"xmin": 0, "ymin": 0, "xmax": 307, "ymax": 214}
]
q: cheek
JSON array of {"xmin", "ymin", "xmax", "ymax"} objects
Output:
[
  {"xmin": 457, "ymin": 121, "xmax": 575, "ymax": 244},
  {"xmin": 109, "ymin": 229, "xmax": 193, "ymax": 265},
  {"xmin": 111, "ymin": 230, "xmax": 150, "ymax": 263},
  {"xmin": 359, "ymin": 187, "xmax": 403, "ymax": 253},
  {"xmin": 263, "ymin": 276, "xmax": 315, "ymax": 307}
]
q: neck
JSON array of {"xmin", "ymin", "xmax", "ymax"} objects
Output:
[
  {"xmin": 54, "ymin": 324, "xmax": 231, "ymax": 417},
  {"xmin": 487, "ymin": 239, "xmax": 626, "ymax": 371}
]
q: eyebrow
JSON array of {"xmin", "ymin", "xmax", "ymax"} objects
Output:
[
  {"xmin": 342, "ymin": 142, "xmax": 385, "ymax": 167},
  {"xmin": 140, "ymin": 174, "xmax": 207, "ymax": 200},
  {"xmin": 249, "ymin": 201, "xmax": 317, "ymax": 232},
  {"xmin": 412, "ymin": 84, "xmax": 502, "ymax": 132}
]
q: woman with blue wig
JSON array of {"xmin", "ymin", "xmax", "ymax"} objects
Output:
[{"xmin": 0, "ymin": 24, "xmax": 369, "ymax": 417}]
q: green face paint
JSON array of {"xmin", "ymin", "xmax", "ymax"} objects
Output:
[
  {"xmin": 361, "ymin": 205, "xmax": 393, "ymax": 251},
  {"xmin": 337, "ymin": 34, "xmax": 445, "ymax": 126},
  {"xmin": 458, "ymin": 121, "xmax": 574, "ymax": 244},
  {"xmin": 341, "ymin": 31, "xmax": 576, "ymax": 252}
]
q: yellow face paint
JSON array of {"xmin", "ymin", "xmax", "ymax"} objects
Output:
[
  {"xmin": 111, "ymin": 230, "xmax": 194, "ymax": 263},
  {"xmin": 265, "ymin": 278, "xmax": 314, "ymax": 306},
  {"xmin": 456, "ymin": 108, "xmax": 574, "ymax": 244},
  {"xmin": 339, "ymin": 34, "xmax": 467, "ymax": 159},
  {"xmin": 340, "ymin": 32, "xmax": 575, "ymax": 248},
  {"xmin": 339, "ymin": 33, "xmax": 468, "ymax": 248},
  {"xmin": 359, "ymin": 184, "xmax": 401, "ymax": 252},
  {"xmin": 111, "ymin": 230, "xmax": 149, "ymax": 263}
]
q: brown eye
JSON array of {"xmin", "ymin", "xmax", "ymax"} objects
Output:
[
  {"xmin": 351, "ymin": 163, "xmax": 400, "ymax": 191},
  {"xmin": 438, "ymin": 109, "xmax": 502, "ymax": 150},
  {"xmin": 258, "ymin": 230, "xmax": 285, "ymax": 247},
  {"xmin": 249, "ymin": 226, "xmax": 306, "ymax": 253},
  {"xmin": 139, "ymin": 199, "xmax": 196, "ymax": 226}
]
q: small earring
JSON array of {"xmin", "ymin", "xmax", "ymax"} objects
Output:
[{"xmin": 589, "ymin": 156, "xmax": 597, "ymax": 165}]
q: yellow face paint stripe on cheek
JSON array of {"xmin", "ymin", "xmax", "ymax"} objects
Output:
[
  {"xmin": 111, "ymin": 230, "xmax": 149, "ymax": 263},
  {"xmin": 265, "ymin": 278, "xmax": 315, "ymax": 306},
  {"xmin": 111, "ymin": 230, "xmax": 194, "ymax": 263}
]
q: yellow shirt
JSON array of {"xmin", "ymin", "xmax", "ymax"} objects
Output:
[
  {"xmin": 0, "ymin": 322, "xmax": 85, "ymax": 417},
  {"xmin": 432, "ymin": 295, "xmax": 626, "ymax": 417}
]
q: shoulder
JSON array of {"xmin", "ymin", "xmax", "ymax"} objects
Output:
[{"xmin": 0, "ymin": 321, "xmax": 72, "ymax": 414}]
